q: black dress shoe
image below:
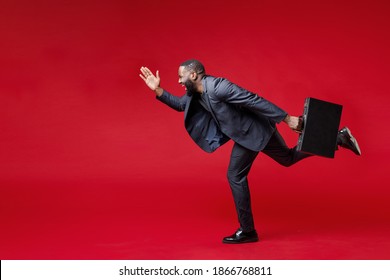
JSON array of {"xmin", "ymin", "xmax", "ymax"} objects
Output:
[
  {"xmin": 222, "ymin": 228, "xmax": 259, "ymax": 244},
  {"xmin": 337, "ymin": 127, "xmax": 361, "ymax": 156}
]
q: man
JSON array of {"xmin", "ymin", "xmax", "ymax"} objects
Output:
[{"xmin": 139, "ymin": 59, "xmax": 361, "ymax": 244}]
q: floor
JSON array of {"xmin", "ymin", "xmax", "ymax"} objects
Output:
[{"xmin": 2, "ymin": 172, "xmax": 389, "ymax": 260}]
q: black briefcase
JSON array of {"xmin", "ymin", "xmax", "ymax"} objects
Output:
[{"xmin": 297, "ymin": 97, "xmax": 343, "ymax": 158}]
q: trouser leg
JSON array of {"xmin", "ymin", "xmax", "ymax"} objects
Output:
[
  {"xmin": 227, "ymin": 142, "xmax": 259, "ymax": 232},
  {"xmin": 262, "ymin": 129, "xmax": 312, "ymax": 166}
]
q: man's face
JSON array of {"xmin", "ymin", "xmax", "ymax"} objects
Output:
[{"xmin": 178, "ymin": 66, "xmax": 196, "ymax": 92}]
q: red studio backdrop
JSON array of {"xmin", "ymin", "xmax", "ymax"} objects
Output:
[{"xmin": 1, "ymin": 0, "xmax": 389, "ymax": 259}]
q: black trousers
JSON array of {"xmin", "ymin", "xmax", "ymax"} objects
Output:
[{"xmin": 227, "ymin": 129, "xmax": 312, "ymax": 232}]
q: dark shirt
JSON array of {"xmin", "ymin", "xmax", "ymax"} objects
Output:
[{"xmin": 198, "ymin": 92, "xmax": 212, "ymax": 113}]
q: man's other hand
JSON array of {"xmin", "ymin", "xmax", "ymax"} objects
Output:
[{"xmin": 284, "ymin": 115, "xmax": 303, "ymax": 133}]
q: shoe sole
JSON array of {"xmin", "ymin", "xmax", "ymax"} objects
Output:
[
  {"xmin": 222, "ymin": 238, "xmax": 259, "ymax": 244},
  {"xmin": 344, "ymin": 127, "xmax": 361, "ymax": 155}
]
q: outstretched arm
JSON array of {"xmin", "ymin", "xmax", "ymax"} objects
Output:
[
  {"xmin": 139, "ymin": 66, "xmax": 163, "ymax": 97},
  {"xmin": 139, "ymin": 66, "xmax": 188, "ymax": 112},
  {"xmin": 213, "ymin": 78, "xmax": 302, "ymax": 133}
]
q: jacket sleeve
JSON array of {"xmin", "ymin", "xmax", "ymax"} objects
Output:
[
  {"xmin": 156, "ymin": 90, "xmax": 189, "ymax": 112},
  {"xmin": 213, "ymin": 78, "xmax": 288, "ymax": 123}
]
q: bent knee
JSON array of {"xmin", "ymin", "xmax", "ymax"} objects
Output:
[{"xmin": 227, "ymin": 170, "xmax": 244, "ymax": 184}]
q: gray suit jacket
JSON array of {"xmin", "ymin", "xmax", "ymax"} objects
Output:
[{"xmin": 157, "ymin": 75, "xmax": 287, "ymax": 152}]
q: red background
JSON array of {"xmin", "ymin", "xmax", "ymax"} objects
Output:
[{"xmin": 1, "ymin": 0, "xmax": 389, "ymax": 259}]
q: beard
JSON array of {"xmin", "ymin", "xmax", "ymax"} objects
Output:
[{"xmin": 184, "ymin": 79, "xmax": 197, "ymax": 94}]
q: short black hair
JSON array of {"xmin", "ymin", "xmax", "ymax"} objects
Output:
[{"xmin": 180, "ymin": 59, "xmax": 206, "ymax": 75}]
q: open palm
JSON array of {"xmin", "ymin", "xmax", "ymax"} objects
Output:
[{"xmin": 139, "ymin": 67, "xmax": 160, "ymax": 91}]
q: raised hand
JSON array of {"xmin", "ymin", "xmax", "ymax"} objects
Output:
[{"xmin": 139, "ymin": 67, "xmax": 160, "ymax": 91}]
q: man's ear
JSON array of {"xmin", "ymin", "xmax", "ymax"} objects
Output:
[{"xmin": 191, "ymin": 72, "xmax": 198, "ymax": 81}]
